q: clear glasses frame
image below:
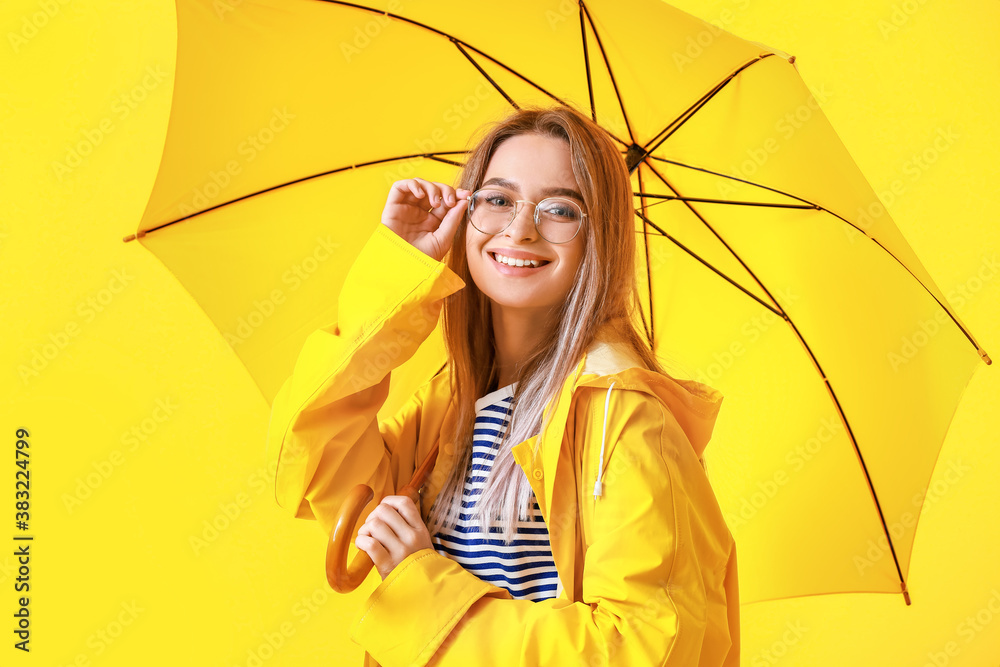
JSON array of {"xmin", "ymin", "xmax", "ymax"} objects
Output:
[{"xmin": 467, "ymin": 188, "xmax": 587, "ymax": 244}]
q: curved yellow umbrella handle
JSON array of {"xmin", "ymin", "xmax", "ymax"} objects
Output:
[{"xmin": 326, "ymin": 443, "xmax": 440, "ymax": 593}]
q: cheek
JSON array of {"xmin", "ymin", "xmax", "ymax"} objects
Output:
[
  {"xmin": 560, "ymin": 244, "xmax": 586, "ymax": 278},
  {"xmin": 465, "ymin": 226, "xmax": 484, "ymax": 259},
  {"xmin": 555, "ymin": 247, "xmax": 586, "ymax": 297},
  {"xmin": 464, "ymin": 238, "xmax": 489, "ymax": 289}
]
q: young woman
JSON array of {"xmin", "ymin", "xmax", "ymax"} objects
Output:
[{"xmin": 265, "ymin": 105, "xmax": 739, "ymax": 666}]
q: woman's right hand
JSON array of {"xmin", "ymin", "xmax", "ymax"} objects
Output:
[{"xmin": 381, "ymin": 178, "xmax": 471, "ymax": 262}]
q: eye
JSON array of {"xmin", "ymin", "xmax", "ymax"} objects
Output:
[
  {"xmin": 538, "ymin": 199, "xmax": 581, "ymax": 221},
  {"xmin": 481, "ymin": 190, "xmax": 513, "ymax": 208}
]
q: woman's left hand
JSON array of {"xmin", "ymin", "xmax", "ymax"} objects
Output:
[{"xmin": 355, "ymin": 495, "xmax": 434, "ymax": 580}]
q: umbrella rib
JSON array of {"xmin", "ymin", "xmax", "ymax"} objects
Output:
[
  {"xmin": 648, "ymin": 155, "xmax": 820, "ymax": 207},
  {"xmin": 426, "ymin": 154, "xmax": 466, "ymax": 168},
  {"xmin": 641, "ymin": 157, "xmax": 992, "ymax": 364},
  {"xmin": 451, "ymin": 41, "xmax": 631, "ymax": 149},
  {"xmin": 449, "ymin": 44, "xmax": 564, "ymax": 114},
  {"xmin": 577, "ymin": 3, "xmax": 596, "ymax": 122},
  {"xmin": 645, "ymin": 54, "xmax": 777, "ymax": 156},
  {"xmin": 311, "ymin": 1, "xmax": 638, "ymax": 146},
  {"xmin": 636, "ymin": 164, "xmax": 655, "ymax": 348},
  {"xmin": 131, "ymin": 0, "xmax": 637, "ymax": 236},
  {"xmin": 642, "ymin": 159, "xmax": 789, "ymax": 314},
  {"xmin": 123, "ymin": 151, "xmax": 469, "ymax": 237},
  {"xmin": 636, "ymin": 193, "xmax": 818, "ymax": 210},
  {"xmin": 580, "ymin": 1, "xmax": 636, "ymax": 144},
  {"xmin": 812, "ymin": 357, "xmax": 914, "ymax": 606},
  {"xmin": 634, "ymin": 209, "xmax": 780, "ymax": 317},
  {"xmin": 642, "ymin": 161, "xmax": 915, "ymax": 605},
  {"xmin": 451, "ymin": 40, "xmax": 519, "ymax": 110}
]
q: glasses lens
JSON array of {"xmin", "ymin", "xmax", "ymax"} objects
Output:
[
  {"xmin": 469, "ymin": 189, "xmax": 515, "ymax": 234},
  {"xmin": 536, "ymin": 198, "xmax": 583, "ymax": 243},
  {"xmin": 468, "ymin": 190, "xmax": 585, "ymax": 243}
]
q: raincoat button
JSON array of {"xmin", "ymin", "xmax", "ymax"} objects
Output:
[{"xmin": 532, "ymin": 469, "xmax": 542, "ymax": 480}]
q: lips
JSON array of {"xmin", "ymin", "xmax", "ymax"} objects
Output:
[{"xmin": 489, "ymin": 251, "xmax": 550, "ymax": 268}]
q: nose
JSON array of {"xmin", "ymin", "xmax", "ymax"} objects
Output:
[{"xmin": 504, "ymin": 201, "xmax": 538, "ymax": 241}]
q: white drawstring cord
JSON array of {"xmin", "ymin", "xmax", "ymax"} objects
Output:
[{"xmin": 593, "ymin": 381, "xmax": 616, "ymax": 499}]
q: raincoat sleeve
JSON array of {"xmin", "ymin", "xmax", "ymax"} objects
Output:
[
  {"xmin": 350, "ymin": 388, "xmax": 739, "ymax": 666},
  {"xmin": 264, "ymin": 223, "xmax": 465, "ymax": 539}
]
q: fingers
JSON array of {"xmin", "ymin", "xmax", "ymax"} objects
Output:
[
  {"xmin": 365, "ymin": 496, "xmax": 422, "ymax": 541},
  {"xmin": 435, "ymin": 196, "xmax": 468, "ymax": 245},
  {"xmin": 403, "ymin": 179, "xmax": 424, "ymax": 201},
  {"xmin": 379, "ymin": 496, "xmax": 434, "ymax": 552},
  {"xmin": 356, "ymin": 499, "xmax": 408, "ymax": 563},
  {"xmin": 383, "ymin": 180, "xmax": 472, "ymax": 261},
  {"xmin": 391, "ymin": 178, "xmax": 470, "ymax": 210},
  {"xmin": 378, "ymin": 495, "xmax": 424, "ymax": 529},
  {"xmin": 354, "ymin": 531, "xmax": 391, "ymax": 577},
  {"xmin": 414, "ymin": 178, "xmax": 442, "ymax": 208},
  {"xmin": 355, "ymin": 496, "xmax": 434, "ymax": 580}
]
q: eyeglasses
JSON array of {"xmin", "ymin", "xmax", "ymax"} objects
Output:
[{"xmin": 467, "ymin": 188, "xmax": 586, "ymax": 244}]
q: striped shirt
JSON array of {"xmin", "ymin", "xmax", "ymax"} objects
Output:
[{"xmin": 431, "ymin": 383, "xmax": 560, "ymax": 602}]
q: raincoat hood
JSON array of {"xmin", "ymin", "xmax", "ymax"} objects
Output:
[{"xmin": 577, "ymin": 337, "xmax": 724, "ymax": 460}]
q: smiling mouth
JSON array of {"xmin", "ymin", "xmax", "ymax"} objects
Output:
[{"xmin": 489, "ymin": 251, "xmax": 550, "ymax": 268}]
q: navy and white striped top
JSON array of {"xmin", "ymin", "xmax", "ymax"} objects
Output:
[{"xmin": 431, "ymin": 383, "xmax": 561, "ymax": 602}]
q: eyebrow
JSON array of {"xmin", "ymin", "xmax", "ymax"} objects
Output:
[{"xmin": 481, "ymin": 177, "xmax": 584, "ymax": 203}]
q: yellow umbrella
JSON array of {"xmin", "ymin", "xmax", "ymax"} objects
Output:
[{"xmin": 127, "ymin": 0, "xmax": 990, "ymax": 607}]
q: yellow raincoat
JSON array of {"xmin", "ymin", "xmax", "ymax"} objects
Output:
[{"xmin": 265, "ymin": 224, "xmax": 740, "ymax": 666}]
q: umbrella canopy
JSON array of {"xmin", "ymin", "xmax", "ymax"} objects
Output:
[{"xmin": 129, "ymin": 0, "xmax": 989, "ymax": 605}]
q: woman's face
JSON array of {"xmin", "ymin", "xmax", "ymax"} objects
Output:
[{"xmin": 465, "ymin": 133, "xmax": 587, "ymax": 321}]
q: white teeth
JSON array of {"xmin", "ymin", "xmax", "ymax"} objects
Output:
[{"xmin": 493, "ymin": 252, "xmax": 542, "ymax": 268}]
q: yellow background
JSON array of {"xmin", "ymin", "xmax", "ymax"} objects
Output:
[{"xmin": 1, "ymin": 0, "xmax": 997, "ymax": 665}]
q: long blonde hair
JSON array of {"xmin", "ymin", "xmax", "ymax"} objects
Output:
[{"xmin": 425, "ymin": 104, "xmax": 665, "ymax": 543}]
